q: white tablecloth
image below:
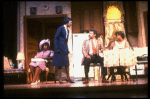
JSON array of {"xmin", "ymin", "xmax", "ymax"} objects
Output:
[
  {"xmin": 104, "ymin": 48, "xmax": 137, "ymax": 67},
  {"xmin": 31, "ymin": 58, "xmax": 47, "ymax": 62}
]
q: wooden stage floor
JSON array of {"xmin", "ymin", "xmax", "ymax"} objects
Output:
[{"xmin": 3, "ymin": 78, "xmax": 148, "ymax": 98}]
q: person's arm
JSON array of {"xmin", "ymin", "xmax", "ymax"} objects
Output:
[
  {"xmin": 44, "ymin": 57, "xmax": 53, "ymax": 60},
  {"xmin": 125, "ymin": 40, "xmax": 130, "ymax": 48},
  {"xmin": 54, "ymin": 26, "xmax": 61, "ymax": 53},
  {"xmin": 82, "ymin": 40, "xmax": 91, "ymax": 59},
  {"xmin": 107, "ymin": 41, "xmax": 115, "ymax": 50},
  {"xmin": 43, "ymin": 51, "xmax": 54, "ymax": 60}
]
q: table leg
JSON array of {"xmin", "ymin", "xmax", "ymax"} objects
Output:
[
  {"xmin": 135, "ymin": 65, "xmax": 138, "ymax": 82},
  {"xmin": 93, "ymin": 67, "xmax": 95, "ymax": 82}
]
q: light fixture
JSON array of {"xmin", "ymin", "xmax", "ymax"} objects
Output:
[{"xmin": 16, "ymin": 52, "xmax": 25, "ymax": 69}]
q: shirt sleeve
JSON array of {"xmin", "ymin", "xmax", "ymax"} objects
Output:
[
  {"xmin": 54, "ymin": 26, "xmax": 62, "ymax": 50},
  {"xmin": 82, "ymin": 40, "xmax": 89, "ymax": 57},
  {"xmin": 50, "ymin": 50, "xmax": 54, "ymax": 57}
]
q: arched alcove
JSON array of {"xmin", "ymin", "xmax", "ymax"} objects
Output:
[
  {"xmin": 103, "ymin": 1, "xmax": 126, "ymax": 47},
  {"xmin": 106, "ymin": 6, "xmax": 121, "ymax": 22}
]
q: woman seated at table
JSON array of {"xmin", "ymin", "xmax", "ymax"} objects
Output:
[
  {"xmin": 29, "ymin": 39, "xmax": 54, "ymax": 85},
  {"xmin": 107, "ymin": 31, "xmax": 130, "ymax": 81},
  {"xmin": 108, "ymin": 31, "xmax": 130, "ymax": 50}
]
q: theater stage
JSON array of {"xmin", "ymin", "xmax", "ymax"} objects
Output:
[{"xmin": 3, "ymin": 78, "xmax": 148, "ymax": 98}]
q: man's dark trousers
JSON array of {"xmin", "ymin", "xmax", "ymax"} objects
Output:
[{"xmin": 83, "ymin": 55, "xmax": 107, "ymax": 79}]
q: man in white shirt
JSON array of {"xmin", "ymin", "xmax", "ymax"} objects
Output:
[{"xmin": 82, "ymin": 29, "xmax": 109, "ymax": 84}]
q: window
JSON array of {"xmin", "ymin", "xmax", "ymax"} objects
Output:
[{"xmin": 106, "ymin": 6, "xmax": 121, "ymax": 22}]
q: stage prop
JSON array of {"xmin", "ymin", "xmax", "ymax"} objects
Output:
[
  {"xmin": 103, "ymin": 47, "xmax": 148, "ymax": 82},
  {"xmin": 103, "ymin": 1, "xmax": 126, "ymax": 47},
  {"xmin": 130, "ymin": 47, "xmax": 148, "ymax": 81},
  {"xmin": 30, "ymin": 58, "xmax": 56, "ymax": 83},
  {"xmin": 4, "ymin": 69, "xmax": 27, "ymax": 84},
  {"xmin": 104, "ymin": 48, "xmax": 137, "ymax": 67},
  {"xmin": 73, "ymin": 33, "xmax": 103, "ymax": 81},
  {"xmin": 16, "ymin": 52, "xmax": 25, "ymax": 69},
  {"xmin": 73, "ymin": 34, "xmax": 93, "ymax": 80}
]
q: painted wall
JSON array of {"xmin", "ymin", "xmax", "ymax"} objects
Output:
[
  {"xmin": 136, "ymin": 1, "xmax": 148, "ymax": 47},
  {"xmin": 17, "ymin": 1, "xmax": 72, "ymax": 72},
  {"xmin": 17, "ymin": 1, "xmax": 148, "ymax": 78}
]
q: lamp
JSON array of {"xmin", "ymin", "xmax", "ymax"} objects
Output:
[{"xmin": 16, "ymin": 52, "xmax": 25, "ymax": 69}]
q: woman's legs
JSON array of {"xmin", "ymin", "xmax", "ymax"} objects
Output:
[
  {"xmin": 30, "ymin": 66, "xmax": 35, "ymax": 81},
  {"xmin": 32, "ymin": 67, "xmax": 41, "ymax": 83},
  {"xmin": 65, "ymin": 66, "xmax": 69, "ymax": 79},
  {"xmin": 57, "ymin": 66, "xmax": 74, "ymax": 83},
  {"xmin": 58, "ymin": 67, "xmax": 62, "ymax": 82},
  {"xmin": 65, "ymin": 66, "xmax": 75, "ymax": 83}
]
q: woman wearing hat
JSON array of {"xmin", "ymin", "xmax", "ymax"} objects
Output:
[
  {"xmin": 52, "ymin": 17, "xmax": 74, "ymax": 84},
  {"xmin": 29, "ymin": 39, "xmax": 54, "ymax": 85}
]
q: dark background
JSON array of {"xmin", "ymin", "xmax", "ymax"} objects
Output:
[{"xmin": 2, "ymin": 1, "xmax": 17, "ymax": 68}]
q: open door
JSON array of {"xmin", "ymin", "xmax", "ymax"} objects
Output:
[
  {"xmin": 24, "ymin": 19, "xmax": 42, "ymax": 71},
  {"xmin": 24, "ymin": 15, "xmax": 67, "ymax": 72}
]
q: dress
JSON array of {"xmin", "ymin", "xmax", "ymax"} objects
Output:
[
  {"xmin": 52, "ymin": 25, "xmax": 69, "ymax": 67},
  {"xmin": 29, "ymin": 50, "xmax": 54, "ymax": 70}
]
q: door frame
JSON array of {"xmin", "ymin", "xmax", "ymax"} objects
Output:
[{"xmin": 24, "ymin": 14, "xmax": 67, "ymax": 70}]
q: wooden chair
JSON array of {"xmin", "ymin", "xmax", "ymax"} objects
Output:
[
  {"xmin": 40, "ymin": 60, "xmax": 56, "ymax": 84},
  {"xmin": 27, "ymin": 59, "xmax": 56, "ymax": 84},
  {"xmin": 107, "ymin": 66, "xmax": 130, "ymax": 82},
  {"xmin": 90, "ymin": 63, "xmax": 101, "ymax": 82}
]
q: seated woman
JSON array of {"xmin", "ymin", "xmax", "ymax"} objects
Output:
[
  {"xmin": 29, "ymin": 39, "xmax": 54, "ymax": 85},
  {"xmin": 107, "ymin": 31, "xmax": 130, "ymax": 82}
]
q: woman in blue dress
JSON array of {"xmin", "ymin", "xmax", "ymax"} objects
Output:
[{"xmin": 52, "ymin": 17, "xmax": 74, "ymax": 84}]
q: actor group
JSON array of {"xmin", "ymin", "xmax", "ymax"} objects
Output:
[{"xmin": 28, "ymin": 17, "xmax": 131, "ymax": 85}]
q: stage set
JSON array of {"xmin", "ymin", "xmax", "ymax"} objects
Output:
[
  {"xmin": 3, "ymin": 77, "xmax": 148, "ymax": 98},
  {"xmin": 3, "ymin": 1, "xmax": 148, "ymax": 98},
  {"xmin": 3, "ymin": 53, "xmax": 148, "ymax": 98}
]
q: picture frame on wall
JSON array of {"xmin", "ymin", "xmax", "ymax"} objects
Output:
[
  {"xmin": 56, "ymin": 6, "xmax": 62, "ymax": 14},
  {"xmin": 30, "ymin": 7, "xmax": 37, "ymax": 15}
]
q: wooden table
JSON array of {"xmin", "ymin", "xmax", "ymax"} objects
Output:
[{"xmin": 4, "ymin": 69, "xmax": 27, "ymax": 84}]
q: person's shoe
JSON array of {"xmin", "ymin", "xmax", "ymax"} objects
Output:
[
  {"xmin": 59, "ymin": 81, "xmax": 64, "ymax": 84},
  {"xmin": 65, "ymin": 78, "xmax": 75, "ymax": 83},
  {"xmin": 122, "ymin": 78, "xmax": 126, "ymax": 82},
  {"xmin": 37, "ymin": 80, "xmax": 40, "ymax": 83},
  {"xmin": 65, "ymin": 78, "xmax": 69, "ymax": 82},
  {"xmin": 59, "ymin": 79, "xmax": 64, "ymax": 84},
  {"xmin": 31, "ymin": 81, "xmax": 37, "ymax": 85},
  {"xmin": 83, "ymin": 78, "xmax": 89, "ymax": 84},
  {"xmin": 102, "ymin": 78, "xmax": 109, "ymax": 83}
]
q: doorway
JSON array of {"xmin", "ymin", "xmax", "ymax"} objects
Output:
[{"xmin": 24, "ymin": 15, "xmax": 67, "ymax": 70}]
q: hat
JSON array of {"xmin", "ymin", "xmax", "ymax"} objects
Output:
[{"xmin": 39, "ymin": 39, "xmax": 50, "ymax": 51}]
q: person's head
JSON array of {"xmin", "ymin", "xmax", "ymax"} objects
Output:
[
  {"xmin": 63, "ymin": 17, "xmax": 72, "ymax": 27},
  {"xmin": 89, "ymin": 29, "xmax": 97, "ymax": 39},
  {"xmin": 42, "ymin": 43, "xmax": 49, "ymax": 51},
  {"xmin": 115, "ymin": 31, "xmax": 125, "ymax": 41},
  {"xmin": 39, "ymin": 39, "xmax": 50, "ymax": 51}
]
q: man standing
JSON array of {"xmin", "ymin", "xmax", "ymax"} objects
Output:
[
  {"xmin": 52, "ymin": 17, "xmax": 74, "ymax": 84},
  {"xmin": 82, "ymin": 29, "xmax": 109, "ymax": 84}
]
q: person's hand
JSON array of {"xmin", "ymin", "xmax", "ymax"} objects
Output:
[
  {"xmin": 86, "ymin": 55, "xmax": 91, "ymax": 59},
  {"xmin": 100, "ymin": 49, "xmax": 103, "ymax": 53},
  {"xmin": 43, "ymin": 57, "xmax": 53, "ymax": 60},
  {"xmin": 56, "ymin": 47, "xmax": 60, "ymax": 54},
  {"xmin": 57, "ymin": 50, "xmax": 60, "ymax": 54},
  {"xmin": 67, "ymin": 50, "xmax": 70, "ymax": 54}
]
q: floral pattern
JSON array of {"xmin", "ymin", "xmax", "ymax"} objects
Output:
[{"xmin": 104, "ymin": 48, "xmax": 137, "ymax": 67}]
